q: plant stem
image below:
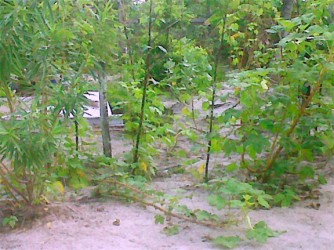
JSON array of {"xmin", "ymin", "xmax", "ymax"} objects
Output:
[
  {"xmin": 0, "ymin": 162, "xmax": 30, "ymax": 204},
  {"xmin": 3, "ymin": 84, "xmax": 14, "ymax": 113},
  {"xmin": 262, "ymin": 68, "xmax": 327, "ymax": 181},
  {"xmin": 204, "ymin": 3, "xmax": 229, "ymax": 182},
  {"xmin": 191, "ymin": 98, "xmax": 198, "ymax": 129},
  {"xmin": 133, "ymin": 0, "xmax": 153, "ymax": 164},
  {"xmin": 74, "ymin": 119, "xmax": 79, "ymax": 151}
]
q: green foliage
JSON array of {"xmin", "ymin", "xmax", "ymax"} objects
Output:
[
  {"xmin": 154, "ymin": 214, "xmax": 165, "ymax": 224},
  {"xmin": 246, "ymin": 221, "xmax": 284, "ymax": 243},
  {"xmin": 0, "ymin": 0, "xmax": 119, "ymax": 206},
  {"xmin": 2, "ymin": 215, "xmax": 18, "ymax": 229},
  {"xmin": 217, "ymin": 6, "xmax": 334, "ymax": 187},
  {"xmin": 93, "ymin": 169, "xmax": 280, "ymax": 247},
  {"xmin": 0, "ymin": 112, "xmax": 61, "ymax": 205},
  {"xmin": 110, "ymin": 0, "xmax": 334, "ymax": 204},
  {"xmin": 0, "ymin": 0, "xmax": 333, "ymax": 247},
  {"xmin": 163, "ymin": 224, "xmax": 180, "ymax": 236},
  {"xmin": 164, "ymin": 38, "xmax": 212, "ymax": 93},
  {"xmin": 273, "ymin": 188, "xmax": 300, "ymax": 207},
  {"xmin": 207, "ymin": 178, "xmax": 272, "ymax": 210},
  {"xmin": 213, "ymin": 236, "xmax": 242, "ymax": 249}
]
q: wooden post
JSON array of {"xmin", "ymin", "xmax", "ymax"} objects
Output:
[{"xmin": 98, "ymin": 62, "xmax": 112, "ymax": 158}]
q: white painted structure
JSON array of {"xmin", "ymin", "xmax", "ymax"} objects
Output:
[
  {"xmin": 82, "ymin": 91, "xmax": 113, "ymax": 118},
  {"xmin": 1, "ymin": 91, "xmax": 124, "ymax": 127}
]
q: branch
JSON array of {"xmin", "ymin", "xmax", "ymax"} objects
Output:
[
  {"xmin": 262, "ymin": 68, "xmax": 327, "ymax": 180},
  {"xmin": 0, "ymin": 162, "xmax": 30, "ymax": 204},
  {"xmin": 101, "ymin": 178, "xmax": 235, "ymax": 228}
]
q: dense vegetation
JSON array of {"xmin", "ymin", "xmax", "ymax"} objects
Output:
[{"xmin": 0, "ymin": 0, "xmax": 333, "ymax": 247}]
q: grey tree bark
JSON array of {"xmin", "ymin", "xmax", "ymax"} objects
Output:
[
  {"xmin": 282, "ymin": 0, "xmax": 294, "ymax": 20},
  {"xmin": 329, "ymin": 3, "xmax": 334, "ymax": 23},
  {"xmin": 98, "ymin": 63, "xmax": 112, "ymax": 158},
  {"xmin": 281, "ymin": 0, "xmax": 294, "ymax": 38}
]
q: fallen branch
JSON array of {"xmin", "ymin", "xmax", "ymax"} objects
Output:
[{"xmin": 100, "ymin": 178, "xmax": 236, "ymax": 228}]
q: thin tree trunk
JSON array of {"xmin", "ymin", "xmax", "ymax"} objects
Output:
[
  {"xmin": 74, "ymin": 119, "xmax": 79, "ymax": 151},
  {"xmin": 204, "ymin": 2, "xmax": 229, "ymax": 182},
  {"xmin": 277, "ymin": 0, "xmax": 294, "ymax": 60},
  {"xmin": 329, "ymin": 3, "xmax": 334, "ymax": 23},
  {"xmin": 282, "ymin": 0, "xmax": 294, "ymax": 20},
  {"xmin": 98, "ymin": 62, "xmax": 112, "ymax": 158}
]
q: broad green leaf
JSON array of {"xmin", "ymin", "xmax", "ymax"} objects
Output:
[
  {"xmin": 324, "ymin": 62, "xmax": 334, "ymax": 71},
  {"xmin": 154, "ymin": 214, "xmax": 165, "ymax": 225},
  {"xmin": 2, "ymin": 216, "xmax": 18, "ymax": 228},
  {"xmin": 307, "ymin": 25, "xmax": 325, "ymax": 35},
  {"xmin": 230, "ymin": 200, "xmax": 244, "ymax": 208},
  {"xmin": 230, "ymin": 0, "xmax": 240, "ymax": 10},
  {"xmin": 248, "ymin": 146, "xmax": 257, "ymax": 159},
  {"xmin": 226, "ymin": 162, "xmax": 238, "ymax": 172},
  {"xmin": 246, "ymin": 221, "xmax": 284, "ymax": 243},
  {"xmin": 245, "ymin": 133, "xmax": 270, "ymax": 154},
  {"xmin": 208, "ymin": 195, "xmax": 227, "ymax": 210},
  {"xmin": 301, "ymin": 13, "xmax": 315, "ymax": 24},
  {"xmin": 223, "ymin": 139, "xmax": 237, "ymax": 155},
  {"xmin": 230, "ymin": 23, "xmax": 239, "ymax": 31},
  {"xmin": 323, "ymin": 31, "xmax": 334, "ymax": 41},
  {"xmin": 211, "ymin": 138, "xmax": 223, "ymax": 153},
  {"xmin": 279, "ymin": 19, "xmax": 297, "ymax": 31},
  {"xmin": 318, "ymin": 174, "xmax": 327, "ymax": 185},
  {"xmin": 202, "ymin": 101, "xmax": 210, "ymax": 110},
  {"xmin": 298, "ymin": 166, "xmax": 315, "ymax": 180},
  {"xmin": 213, "ymin": 236, "xmax": 242, "ymax": 249},
  {"xmin": 163, "ymin": 225, "xmax": 180, "ymax": 236},
  {"xmin": 258, "ymin": 196, "xmax": 270, "ymax": 209},
  {"xmin": 195, "ymin": 210, "xmax": 212, "ymax": 221},
  {"xmin": 259, "ymin": 119, "xmax": 274, "ymax": 131}
]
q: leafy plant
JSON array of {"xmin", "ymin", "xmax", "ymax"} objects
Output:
[
  {"xmin": 163, "ymin": 224, "xmax": 180, "ymax": 236},
  {"xmin": 246, "ymin": 221, "xmax": 284, "ymax": 243},
  {"xmin": 0, "ymin": 1, "xmax": 333, "ymax": 248},
  {"xmin": 2, "ymin": 215, "xmax": 18, "ymax": 229},
  {"xmin": 0, "ymin": 0, "xmax": 119, "ymax": 206},
  {"xmin": 213, "ymin": 236, "xmax": 242, "ymax": 249},
  {"xmin": 212, "ymin": 6, "xmax": 334, "ymax": 188},
  {"xmin": 207, "ymin": 178, "xmax": 272, "ymax": 210},
  {"xmin": 0, "ymin": 112, "xmax": 62, "ymax": 205},
  {"xmin": 273, "ymin": 188, "xmax": 300, "ymax": 207}
]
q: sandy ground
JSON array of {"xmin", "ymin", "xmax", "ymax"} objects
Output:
[
  {"xmin": 0, "ymin": 172, "xmax": 334, "ymax": 250},
  {"xmin": 1, "ymin": 93, "xmax": 334, "ymax": 249}
]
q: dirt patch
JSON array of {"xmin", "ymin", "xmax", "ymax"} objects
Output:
[{"xmin": 1, "ymin": 174, "xmax": 334, "ymax": 250}]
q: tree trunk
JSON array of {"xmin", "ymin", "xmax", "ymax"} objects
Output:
[
  {"xmin": 329, "ymin": 3, "xmax": 334, "ymax": 23},
  {"xmin": 98, "ymin": 63, "xmax": 112, "ymax": 158},
  {"xmin": 280, "ymin": 0, "xmax": 294, "ymax": 54},
  {"xmin": 282, "ymin": 0, "xmax": 294, "ymax": 20}
]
